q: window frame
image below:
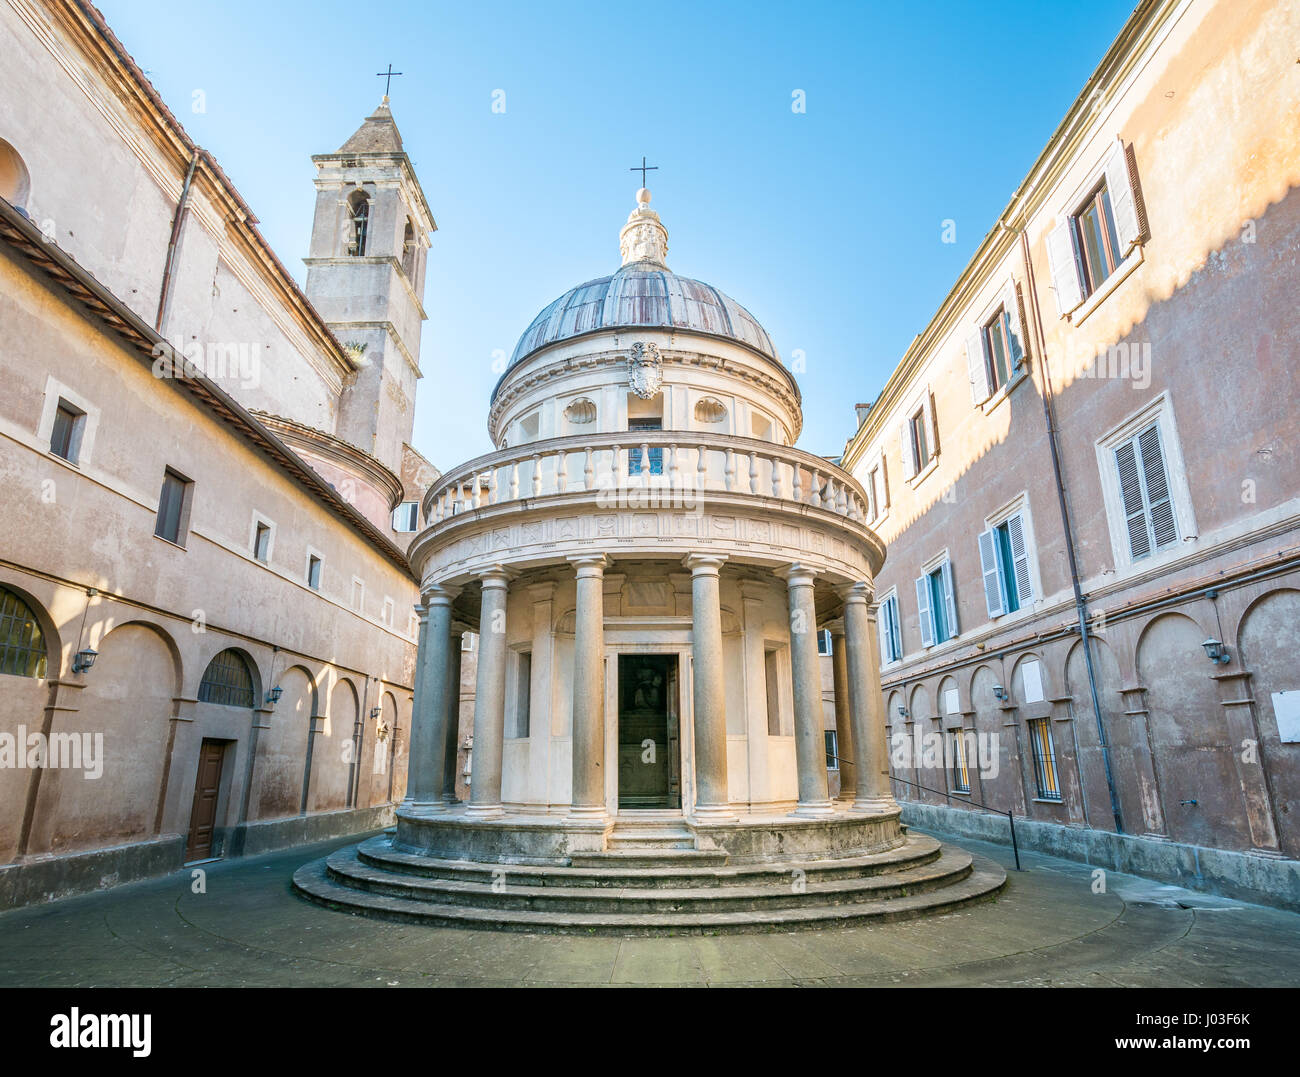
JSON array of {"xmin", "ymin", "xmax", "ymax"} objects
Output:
[
  {"xmin": 824, "ymin": 729, "xmax": 839, "ymax": 771},
  {"xmin": 1027, "ymin": 717, "xmax": 1062, "ymax": 801},
  {"xmin": 877, "ymin": 591, "xmax": 903, "ymax": 666},
  {"xmin": 154, "ymin": 467, "xmax": 194, "ymax": 547},
  {"xmin": 37, "ymin": 377, "xmax": 99, "ymax": 469},
  {"xmin": 306, "ymin": 549, "xmax": 324, "ymax": 592},
  {"xmin": 1074, "ymin": 180, "xmax": 1122, "ymax": 296},
  {"xmin": 392, "ymin": 501, "xmax": 420, "ymax": 533},
  {"xmin": 915, "ymin": 553, "xmax": 959, "ymax": 648}
]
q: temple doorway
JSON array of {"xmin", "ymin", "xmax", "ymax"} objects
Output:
[{"xmin": 616, "ymin": 653, "xmax": 681, "ymax": 809}]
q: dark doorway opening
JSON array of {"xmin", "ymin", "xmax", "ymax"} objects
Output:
[{"xmin": 617, "ymin": 653, "xmax": 680, "ymax": 809}]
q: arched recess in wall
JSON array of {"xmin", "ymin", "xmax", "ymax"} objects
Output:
[
  {"xmin": 0, "ymin": 583, "xmax": 58, "ymax": 679},
  {"xmin": 1064, "ymin": 635, "xmax": 1133, "ymax": 834},
  {"xmin": 936, "ymin": 675, "xmax": 961, "ymax": 719},
  {"xmin": 1136, "ymin": 612, "xmax": 1251, "ymax": 850},
  {"xmin": 0, "ymin": 139, "xmax": 31, "ymax": 211},
  {"xmin": 364, "ymin": 689, "xmax": 398, "ymax": 807},
  {"xmin": 1235, "ymin": 588, "xmax": 1300, "ymax": 859},
  {"xmin": 27, "ymin": 621, "xmax": 179, "ymax": 857},
  {"xmin": 251, "ymin": 664, "xmax": 316, "ymax": 821},
  {"xmin": 346, "ymin": 188, "xmax": 370, "ymax": 256},
  {"xmin": 1010, "ymin": 652, "xmax": 1048, "ymax": 705},
  {"xmin": 309, "ymin": 677, "xmax": 358, "ymax": 813},
  {"xmin": 969, "ymin": 663, "xmax": 1025, "ymax": 814},
  {"xmin": 391, "ymin": 691, "xmax": 413, "ymax": 802}
]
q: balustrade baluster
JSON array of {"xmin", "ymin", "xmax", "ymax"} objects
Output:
[
  {"xmin": 724, "ymin": 447, "xmax": 736, "ymax": 491},
  {"xmin": 697, "ymin": 445, "xmax": 707, "ymax": 492},
  {"xmin": 556, "ymin": 450, "xmax": 567, "ymax": 493},
  {"xmin": 810, "ymin": 470, "xmax": 822, "ymax": 508},
  {"xmin": 770, "ymin": 455, "xmax": 782, "ymax": 498},
  {"xmin": 509, "ymin": 461, "xmax": 519, "ymax": 500},
  {"xmin": 749, "ymin": 452, "xmax": 758, "ymax": 494},
  {"xmin": 584, "ymin": 446, "xmax": 594, "ymax": 490},
  {"xmin": 792, "ymin": 463, "xmax": 803, "ymax": 503},
  {"xmin": 531, "ymin": 454, "xmax": 542, "ymax": 497}
]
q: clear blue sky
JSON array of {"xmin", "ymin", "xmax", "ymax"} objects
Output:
[{"xmin": 97, "ymin": 0, "xmax": 1137, "ymax": 468}]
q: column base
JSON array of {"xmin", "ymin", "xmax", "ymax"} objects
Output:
[
  {"xmin": 691, "ymin": 803, "xmax": 738, "ymax": 824},
  {"xmin": 441, "ymin": 793, "xmax": 461, "ymax": 805},
  {"xmin": 463, "ymin": 802, "xmax": 505, "ymax": 820},
  {"xmin": 790, "ymin": 800, "xmax": 836, "ymax": 818},
  {"xmin": 850, "ymin": 796, "xmax": 900, "ymax": 815},
  {"xmin": 565, "ymin": 805, "xmax": 608, "ymax": 824},
  {"xmin": 834, "ymin": 795, "xmax": 857, "ymax": 810},
  {"xmin": 409, "ymin": 799, "xmax": 448, "ymax": 813}
]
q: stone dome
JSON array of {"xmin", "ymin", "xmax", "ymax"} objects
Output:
[{"xmin": 505, "ymin": 262, "xmax": 780, "ymax": 373}]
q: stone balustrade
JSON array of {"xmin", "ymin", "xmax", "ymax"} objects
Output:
[{"xmin": 420, "ymin": 432, "xmax": 869, "ymax": 529}]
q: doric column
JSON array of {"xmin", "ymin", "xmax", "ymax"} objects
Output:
[
  {"xmin": 779, "ymin": 563, "xmax": 834, "ymax": 816},
  {"xmin": 685, "ymin": 553, "xmax": 734, "ymax": 821},
  {"xmin": 842, "ymin": 582, "xmax": 899, "ymax": 813},
  {"xmin": 829, "ymin": 619, "xmax": 856, "ymax": 805},
  {"xmin": 408, "ymin": 584, "xmax": 458, "ymax": 809},
  {"xmin": 466, "ymin": 567, "xmax": 511, "ymax": 818},
  {"xmin": 441, "ymin": 625, "xmax": 465, "ymax": 802},
  {"xmin": 569, "ymin": 555, "xmax": 610, "ymax": 819}
]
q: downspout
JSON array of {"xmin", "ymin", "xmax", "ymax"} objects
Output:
[
  {"xmin": 1014, "ymin": 220, "xmax": 1125, "ymax": 835},
  {"xmin": 154, "ymin": 151, "xmax": 199, "ymax": 332}
]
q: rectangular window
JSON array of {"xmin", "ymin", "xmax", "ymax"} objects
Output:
[
  {"xmin": 816, "ymin": 629, "xmax": 832, "ymax": 656},
  {"xmin": 1027, "ymin": 718, "xmax": 1061, "ymax": 800},
  {"xmin": 253, "ymin": 522, "xmax": 271, "ymax": 563},
  {"xmin": 1074, "ymin": 182, "xmax": 1122, "ymax": 296},
  {"xmin": 514, "ymin": 651, "xmax": 532, "ymax": 738},
  {"xmin": 1113, "ymin": 422, "xmax": 1178, "ymax": 562},
  {"xmin": 307, "ymin": 554, "xmax": 322, "ymax": 591},
  {"xmin": 392, "ymin": 501, "xmax": 419, "ymax": 532},
  {"xmin": 977, "ymin": 511, "xmax": 1034, "ymax": 619},
  {"xmin": 878, "ymin": 593, "xmax": 903, "ymax": 664},
  {"xmin": 628, "ymin": 418, "xmax": 664, "ymax": 475},
  {"xmin": 49, "ymin": 400, "xmax": 85, "ymax": 464},
  {"xmin": 950, "ymin": 730, "xmax": 971, "ymax": 793},
  {"xmin": 381, "ymin": 597, "xmax": 395, "ymax": 626},
  {"xmin": 981, "ymin": 307, "xmax": 1022, "ymax": 394},
  {"xmin": 866, "ymin": 466, "xmax": 880, "ymax": 520},
  {"xmin": 909, "ymin": 408, "xmax": 929, "ymax": 471},
  {"xmin": 155, "ymin": 468, "xmax": 192, "ymax": 545},
  {"xmin": 915, "ymin": 560, "xmax": 958, "ymax": 647},
  {"xmin": 764, "ymin": 648, "xmax": 783, "ymax": 736},
  {"xmin": 825, "ymin": 730, "xmax": 838, "ymax": 771},
  {"xmin": 351, "ymin": 577, "xmax": 365, "ymax": 610}
]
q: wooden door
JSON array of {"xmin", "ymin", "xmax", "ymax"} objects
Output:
[{"xmin": 185, "ymin": 739, "xmax": 225, "ymax": 862}]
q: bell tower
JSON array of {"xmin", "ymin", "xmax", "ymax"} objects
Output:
[{"xmin": 304, "ymin": 97, "xmax": 435, "ymax": 477}]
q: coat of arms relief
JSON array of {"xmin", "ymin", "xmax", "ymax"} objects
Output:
[{"xmin": 628, "ymin": 342, "xmax": 664, "ymax": 399}]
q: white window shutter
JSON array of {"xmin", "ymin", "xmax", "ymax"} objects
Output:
[
  {"xmin": 915, "ymin": 576, "xmax": 934, "ymax": 648},
  {"xmin": 1105, "ymin": 140, "xmax": 1141, "ymax": 254},
  {"xmin": 1007, "ymin": 512, "xmax": 1033, "ymax": 601},
  {"xmin": 1115, "ymin": 438, "xmax": 1152, "ymax": 560},
  {"xmin": 965, "ymin": 328, "xmax": 990, "ymax": 405},
  {"xmin": 1137, "ymin": 424, "xmax": 1178, "ymax": 550},
  {"xmin": 977, "ymin": 528, "xmax": 1006, "ymax": 619},
  {"xmin": 1046, "ymin": 218, "xmax": 1085, "ymax": 316},
  {"xmin": 940, "ymin": 560, "xmax": 959, "ymax": 638},
  {"xmin": 1003, "ymin": 279, "xmax": 1026, "ymax": 368},
  {"xmin": 899, "ymin": 420, "xmax": 916, "ymax": 478}
]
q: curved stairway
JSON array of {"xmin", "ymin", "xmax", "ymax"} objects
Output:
[{"xmin": 293, "ymin": 831, "xmax": 1006, "ymax": 935}]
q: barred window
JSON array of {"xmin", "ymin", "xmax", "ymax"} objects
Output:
[
  {"xmin": 950, "ymin": 730, "xmax": 971, "ymax": 793},
  {"xmin": 198, "ymin": 648, "xmax": 255, "ymax": 708},
  {"xmin": 1028, "ymin": 718, "xmax": 1061, "ymax": 801},
  {"xmin": 0, "ymin": 587, "xmax": 48, "ymax": 679}
]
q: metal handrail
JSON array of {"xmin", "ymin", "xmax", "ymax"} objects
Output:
[{"xmin": 828, "ymin": 752, "xmax": 1021, "ymax": 870}]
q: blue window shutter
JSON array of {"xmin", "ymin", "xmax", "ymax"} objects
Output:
[
  {"xmin": 889, "ymin": 597, "xmax": 903, "ymax": 662},
  {"xmin": 940, "ymin": 560, "xmax": 959, "ymax": 640},
  {"xmin": 1007, "ymin": 513, "xmax": 1033, "ymax": 601},
  {"xmin": 978, "ymin": 528, "xmax": 1006, "ymax": 619},
  {"xmin": 915, "ymin": 576, "xmax": 934, "ymax": 648}
]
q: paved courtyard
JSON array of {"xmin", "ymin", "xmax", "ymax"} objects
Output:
[{"xmin": 1, "ymin": 830, "xmax": 1297, "ymax": 988}]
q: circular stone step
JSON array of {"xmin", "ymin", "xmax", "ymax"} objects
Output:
[{"xmin": 292, "ymin": 835, "xmax": 1006, "ymax": 935}]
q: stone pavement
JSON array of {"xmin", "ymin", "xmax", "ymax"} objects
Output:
[{"xmin": 1, "ymin": 830, "xmax": 1297, "ymax": 987}]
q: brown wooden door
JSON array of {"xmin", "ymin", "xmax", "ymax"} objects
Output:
[{"xmin": 185, "ymin": 739, "xmax": 225, "ymax": 862}]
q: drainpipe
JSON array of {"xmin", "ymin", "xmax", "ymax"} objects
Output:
[
  {"xmin": 1015, "ymin": 222, "xmax": 1125, "ymax": 835},
  {"xmin": 155, "ymin": 151, "xmax": 199, "ymax": 332}
]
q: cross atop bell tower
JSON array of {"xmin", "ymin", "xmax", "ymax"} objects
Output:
[{"xmin": 303, "ymin": 100, "xmax": 437, "ymax": 477}]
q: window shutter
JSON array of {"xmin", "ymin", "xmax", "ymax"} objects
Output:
[
  {"xmin": 1046, "ymin": 218, "xmax": 1085, "ymax": 316},
  {"xmin": 966, "ymin": 328, "xmax": 991, "ymax": 405},
  {"xmin": 878, "ymin": 603, "xmax": 891, "ymax": 663},
  {"xmin": 1114, "ymin": 438, "xmax": 1152, "ymax": 560},
  {"xmin": 879, "ymin": 453, "xmax": 890, "ymax": 508},
  {"xmin": 1007, "ymin": 512, "xmax": 1033, "ymax": 601},
  {"xmin": 1138, "ymin": 424, "xmax": 1178, "ymax": 550},
  {"xmin": 915, "ymin": 576, "xmax": 935, "ymax": 648},
  {"xmin": 899, "ymin": 420, "xmax": 916, "ymax": 478},
  {"xmin": 939, "ymin": 560, "xmax": 959, "ymax": 638},
  {"xmin": 889, "ymin": 597, "xmax": 903, "ymax": 661},
  {"xmin": 927, "ymin": 390, "xmax": 940, "ymax": 458},
  {"xmin": 1003, "ymin": 279, "xmax": 1026, "ymax": 368},
  {"xmin": 1104, "ymin": 140, "xmax": 1142, "ymax": 254},
  {"xmin": 977, "ymin": 528, "xmax": 1006, "ymax": 619}
]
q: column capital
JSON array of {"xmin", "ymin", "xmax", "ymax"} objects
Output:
[
  {"xmin": 478, "ymin": 564, "xmax": 514, "ymax": 590},
  {"xmin": 567, "ymin": 554, "xmax": 612, "ymax": 579},
  {"xmin": 421, "ymin": 583, "xmax": 461, "ymax": 607},
  {"xmin": 776, "ymin": 562, "xmax": 818, "ymax": 588},
  {"xmin": 837, "ymin": 580, "xmax": 874, "ymax": 606},
  {"xmin": 683, "ymin": 553, "xmax": 728, "ymax": 576}
]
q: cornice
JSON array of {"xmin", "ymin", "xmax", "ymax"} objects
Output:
[{"xmin": 252, "ymin": 411, "xmax": 406, "ymax": 512}]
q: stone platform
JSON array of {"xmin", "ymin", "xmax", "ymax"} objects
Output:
[{"xmin": 292, "ymin": 809, "xmax": 1006, "ymax": 934}]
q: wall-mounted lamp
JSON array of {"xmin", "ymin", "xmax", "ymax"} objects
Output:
[
  {"xmin": 993, "ymin": 684, "xmax": 1008, "ymax": 702},
  {"xmin": 896, "ymin": 705, "xmax": 909, "ymax": 718},
  {"xmin": 370, "ymin": 706, "xmax": 382, "ymax": 720},
  {"xmin": 72, "ymin": 648, "xmax": 98, "ymax": 674},
  {"xmin": 1201, "ymin": 638, "xmax": 1231, "ymax": 665},
  {"xmin": 266, "ymin": 685, "xmax": 284, "ymax": 705}
]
